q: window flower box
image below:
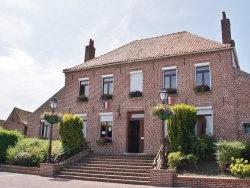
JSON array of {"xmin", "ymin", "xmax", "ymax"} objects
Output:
[
  {"xmin": 77, "ymin": 95, "xmax": 88, "ymax": 102},
  {"xmin": 96, "ymin": 136, "xmax": 112, "ymax": 145},
  {"xmin": 193, "ymin": 84, "xmax": 210, "ymax": 92},
  {"xmin": 129, "ymin": 90, "xmax": 143, "ymax": 98},
  {"xmin": 151, "ymin": 104, "xmax": 175, "ymax": 120},
  {"xmin": 101, "ymin": 94, "xmax": 113, "ymax": 100},
  {"xmin": 166, "ymin": 88, "xmax": 177, "ymax": 95}
]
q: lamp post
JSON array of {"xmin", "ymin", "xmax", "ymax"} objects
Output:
[
  {"xmin": 159, "ymin": 88, "xmax": 168, "ymax": 169},
  {"xmin": 47, "ymin": 97, "xmax": 58, "ymax": 163}
]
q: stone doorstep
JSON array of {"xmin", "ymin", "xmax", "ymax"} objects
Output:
[{"xmin": 70, "ymin": 163, "xmax": 151, "ymax": 170}]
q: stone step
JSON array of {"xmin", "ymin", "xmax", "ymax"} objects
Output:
[
  {"xmin": 84, "ymin": 157, "xmax": 153, "ymax": 163},
  {"xmin": 75, "ymin": 160, "xmax": 152, "ymax": 166},
  {"xmin": 59, "ymin": 171, "xmax": 150, "ymax": 181},
  {"xmin": 62, "ymin": 168, "xmax": 150, "ymax": 177}
]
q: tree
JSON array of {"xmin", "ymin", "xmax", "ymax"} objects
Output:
[
  {"xmin": 59, "ymin": 114, "xmax": 84, "ymax": 149},
  {"xmin": 167, "ymin": 104, "xmax": 197, "ymax": 154}
]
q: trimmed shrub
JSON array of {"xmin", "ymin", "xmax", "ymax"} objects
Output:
[
  {"xmin": 0, "ymin": 127, "xmax": 24, "ymax": 163},
  {"xmin": 167, "ymin": 151, "xmax": 185, "ymax": 169},
  {"xmin": 167, "ymin": 104, "xmax": 197, "ymax": 154},
  {"xmin": 243, "ymin": 140, "xmax": 250, "ymax": 161},
  {"xmin": 59, "ymin": 114, "xmax": 84, "ymax": 149},
  {"xmin": 215, "ymin": 141, "xmax": 245, "ymax": 172}
]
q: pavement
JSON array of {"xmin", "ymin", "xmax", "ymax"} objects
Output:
[{"xmin": 0, "ymin": 172, "xmax": 169, "ymax": 188}]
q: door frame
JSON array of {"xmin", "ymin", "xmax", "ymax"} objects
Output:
[{"xmin": 127, "ymin": 111, "xmax": 144, "ymax": 153}]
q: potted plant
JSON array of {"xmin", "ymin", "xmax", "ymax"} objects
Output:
[
  {"xmin": 40, "ymin": 111, "xmax": 62, "ymax": 124},
  {"xmin": 101, "ymin": 94, "xmax": 113, "ymax": 100},
  {"xmin": 193, "ymin": 84, "xmax": 210, "ymax": 92},
  {"xmin": 129, "ymin": 90, "xmax": 143, "ymax": 98},
  {"xmin": 166, "ymin": 88, "xmax": 177, "ymax": 95},
  {"xmin": 151, "ymin": 104, "xmax": 175, "ymax": 120},
  {"xmin": 77, "ymin": 95, "xmax": 88, "ymax": 102},
  {"xmin": 96, "ymin": 136, "xmax": 112, "ymax": 145}
]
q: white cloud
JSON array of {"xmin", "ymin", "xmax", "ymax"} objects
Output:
[
  {"xmin": 0, "ymin": 0, "xmax": 40, "ymax": 12},
  {"xmin": 0, "ymin": 48, "xmax": 64, "ymax": 120}
]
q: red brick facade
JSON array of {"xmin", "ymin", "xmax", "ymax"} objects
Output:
[{"xmin": 27, "ymin": 13, "xmax": 250, "ymax": 155}]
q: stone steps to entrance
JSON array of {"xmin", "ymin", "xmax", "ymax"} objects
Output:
[{"xmin": 55, "ymin": 154, "xmax": 154, "ymax": 185}]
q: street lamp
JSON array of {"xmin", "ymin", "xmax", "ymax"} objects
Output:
[
  {"xmin": 47, "ymin": 97, "xmax": 58, "ymax": 163},
  {"xmin": 159, "ymin": 88, "xmax": 168, "ymax": 169}
]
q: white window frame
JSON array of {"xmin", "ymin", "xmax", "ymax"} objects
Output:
[
  {"xmin": 196, "ymin": 106, "xmax": 213, "ymax": 135},
  {"xmin": 78, "ymin": 77, "xmax": 89, "ymax": 97},
  {"xmin": 99, "ymin": 113, "xmax": 113, "ymax": 142},
  {"xmin": 130, "ymin": 70, "xmax": 143, "ymax": 92},
  {"xmin": 102, "ymin": 74, "xmax": 114, "ymax": 95},
  {"xmin": 162, "ymin": 66, "xmax": 177, "ymax": 89},
  {"xmin": 194, "ymin": 62, "xmax": 211, "ymax": 88}
]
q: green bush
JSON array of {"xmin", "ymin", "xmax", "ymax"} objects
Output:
[
  {"xmin": 167, "ymin": 151, "xmax": 185, "ymax": 169},
  {"xmin": 230, "ymin": 158, "xmax": 250, "ymax": 178},
  {"xmin": 193, "ymin": 135, "xmax": 216, "ymax": 161},
  {"xmin": 6, "ymin": 138, "xmax": 65, "ymax": 167},
  {"xmin": 0, "ymin": 127, "xmax": 24, "ymax": 163},
  {"xmin": 6, "ymin": 138, "xmax": 48, "ymax": 167},
  {"xmin": 59, "ymin": 114, "xmax": 84, "ymax": 149},
  {"xmin": 215, "ymin": 141, "xmax": 245, "ymax": 172},
  {"xmin": 243, "ymin": 141, "xmax": 250, "ymax": 161},
  {"xmin": 167, "ymin": 104, "xmax": 197, "ymax": 154}
]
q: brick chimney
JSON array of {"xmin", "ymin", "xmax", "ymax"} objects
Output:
[
  {"xmin": 221, "ymin": 11, "xmax": 235, "ymax": 46},
  {"xmin": 84, "ymin": 39, "xmax": 95, "ymax": 62}
]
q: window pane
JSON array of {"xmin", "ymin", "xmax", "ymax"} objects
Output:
[
  {"xmin": 172, "ymin": 76, "xmax": 176, "ymax": 88},
  {"xmin": 204, "ymin": 72, "xmax": 210, "ymax": 86},
  {"xmin": 130, "ymin": 73, "xmax": 143, "ymax": 91},
  {"xmin": 103, "ymin": 83, "xmax": 108, "ymax": 94},
  {"xmin": 164, "ymin": 77, "xmax": 170, "ymax": 88},
  {"xmin": 196, "ymin": 73, "xmax": 202, "ymax": 85},
  {"xmin": 196, "ymin": 66, "xmax": 209, "ymax": 72}
]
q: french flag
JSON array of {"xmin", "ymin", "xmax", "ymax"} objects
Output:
[{"xmin": 104, "ymin": 101, "xmax": 110, "ymax": 109}]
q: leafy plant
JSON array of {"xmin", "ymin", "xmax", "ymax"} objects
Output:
[
  {"xmin": 185, "ymin": 153, "xmax": 199, "ymax": 170},
  {"xmin": 40, "ymin": 112, "xmax": 62, "ymax": 124},
  {"xmin": 129, "ymin": 90, "xmax": 142, "ymax": 98},
  {"xmin": 167, "ymin": 151, "xmax": 185, "ymax": 169},
  {"xmin": 0, "ymin": 127, "xmax": 24, "ymax": 163},
  {"xmin": 193, "ymin": 135, "xmax": 216, "ymax": 160},
  {"xmin": 101, "ymin": 94, "xmax": 113, "ymax": 100},
  {"xmin": 215, "ymin": 141, "xmax": 245, "ymax": 172},
  {"xmin": 167, "ymin": 104, "xmax": 197, "ymax": 154},
  {"xmin": 77, "ymin": 95, "xmax": 88, "ymax": 102},
  {"xmin": 59, "ymin": 114, "xmax": 84, "ymax": 149},
  {"xmin": 166, "ymin": 88, "xmax": 177, "ymax": 95},
  {"xmin": 193, "ymin": 84, "xmax": 210, "ymax": 92},
  {"xmin": 230, "ymin": 157, "xmax": 250, "ymax": 178},
  {"xmin": 151, "ymin": 104, "xmax": 175, "ymax": 120}
]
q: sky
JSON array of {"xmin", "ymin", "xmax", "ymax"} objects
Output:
[{"xmin": 1, "ymin": 0, "xmax": 250, "ymax": 120}]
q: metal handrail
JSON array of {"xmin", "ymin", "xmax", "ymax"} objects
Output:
[
  {"xmin": 54, "ymin": 142, "xmax": 91, "ymax": 163},
  {"xmin": 153, "ymin": 144, "xmax": 163, "ymax": 169}
]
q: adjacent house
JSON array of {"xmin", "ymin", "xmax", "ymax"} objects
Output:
[
  {"xmin": 28, "ymin": 12, "xmax": 250, "ymax": 155},
  {"xmin": 3, "ymin": 107, "xmax": 31, "ymax": 136},
  {"xmin": 0, "ymin": 120, "xmax": 5, "ymax": 127}
]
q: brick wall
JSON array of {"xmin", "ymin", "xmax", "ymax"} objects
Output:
[
  {"xmin": 3, "ymin": 110, "xmax": 25, "ymax": 134},
  {"xmin": 150, "ymin": 169, "xmax": 176, "ymax": 187}
]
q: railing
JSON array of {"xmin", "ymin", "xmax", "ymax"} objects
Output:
[
  {"xmin": 153, "ymin": 144, "xmax": 163, "ymax": 169},
  {"xmin": 153, "ymin": 143, "xmax": 171, "ymax": 169},
  {"xmin": 54, "ymin": 142, "xmax": 91, "ymax": 163}
]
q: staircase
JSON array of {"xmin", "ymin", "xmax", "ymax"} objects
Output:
[{"xmin": 55, "ymin": 154, "xmax": 154, "ymax": 185}]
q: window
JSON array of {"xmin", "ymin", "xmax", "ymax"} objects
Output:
[
  {"xmin": 244, "ymin": 123, "xmax": 250, "ymax": 134},
  {"xmin": 100, "ymin": 113, "xmax": 113, "ymax": 143},
  {"xmin": 39, "ymin": 120, "xmax": 50, "ymax": 139},
  {"xmin": 195, "ymin": 64, "xmax": 210, "ymax": 86},
  {"xmin": 103, "ymin": 77, "xmax": 113, "ymax": 95},
  {"xmin": 163, "ymin": 69, "xmax": 176, "ymax": 89},
  {"xmin": 195, "ymin": 106, "xmax": 213, "ymax": 136},
  {"xmin": 79, "ymin": 78, "xmax": 89, "ymax": 97},
  {"xmin": 130, "ymin": 70, "xmax": 143, "ymax": 92}
]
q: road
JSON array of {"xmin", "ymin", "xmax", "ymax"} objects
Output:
[{"xmin": 0, "ymin": 172, "xmax": 169, "ymax": 188}]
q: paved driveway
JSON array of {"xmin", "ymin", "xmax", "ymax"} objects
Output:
[{"xmin": 0, "ymin": 172, "xmax": 169, "ymax": 188}]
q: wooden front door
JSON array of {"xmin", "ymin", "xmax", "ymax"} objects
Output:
[{"xmin": 127, "ymin": 112, "xmax": 144, "ymax": 153}]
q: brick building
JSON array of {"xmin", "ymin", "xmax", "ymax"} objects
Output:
[
  {"xmin": 3, "ymin": 107, "xmax": 31, "ymax": 136},
  {"xmin": 28, "ymin": 12, "xmax": 250, "ymax": 155}
]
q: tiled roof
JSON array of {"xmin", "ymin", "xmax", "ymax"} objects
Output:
[
  {"xmin": 15, "ymin": 107, "xmax": 32, "ymax": 125},
  {"xmin": 64, "ymin": 31, "xmax": 231, "ymax": 72}
]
